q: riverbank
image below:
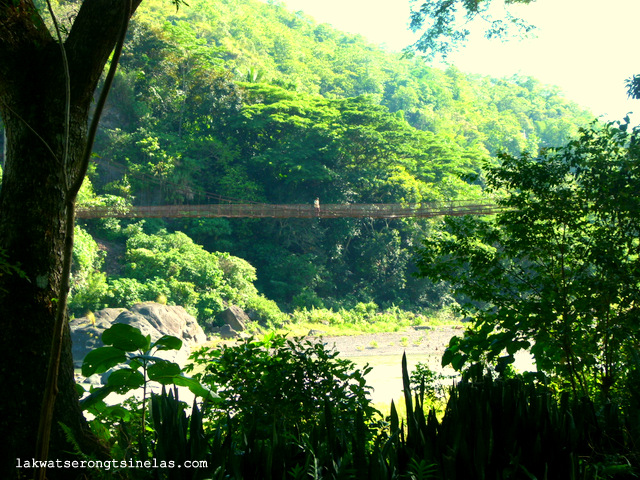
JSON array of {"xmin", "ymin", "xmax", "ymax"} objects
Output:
[{"xmin": 309, "ymin": 325, "xmax": 463, "ymax": 405}]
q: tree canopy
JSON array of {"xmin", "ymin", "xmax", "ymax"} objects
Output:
[
  {"xmin": 64, "ymin": 0, "xmax": 594, "ymax": 312},
  {"xmin": 408, "ymin": 0, "xmax": 536, "ymax": 57},
  {"xmin": 0, "ymin": 0, "xmax": 603, "ymax": 476},
  {"xmin": 416, "ymin": 119, "xmax": 640, "ymax": 403}
]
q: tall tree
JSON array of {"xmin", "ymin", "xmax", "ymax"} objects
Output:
[
  {"xmin": 0, "ymin": 1, "xmax": 143, "ymax": 477},
  {"xmin": 416, "ymin": 120, "xmax": 640, "ymax": 401}
]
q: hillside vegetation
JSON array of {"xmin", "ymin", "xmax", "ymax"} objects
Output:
[{"xmin": 62, "ymin": 0, "xmax": 595, "ymax": 324}]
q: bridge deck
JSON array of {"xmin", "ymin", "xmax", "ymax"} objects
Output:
[{"xmin": 76, "ymin": 201, "xmax": 502, "ymax": 219}]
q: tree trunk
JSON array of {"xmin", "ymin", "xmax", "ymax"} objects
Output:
[
  {"xmin": 0, "ymin": 96, "xmax": 99, "ymax": 479},
  {"xmin": 2, "ymin": 124, "xmax": 5, "ymax": 169},
  {"xmin": 0, "ymin": 1, "xmax": 142, "ymax": 477}
]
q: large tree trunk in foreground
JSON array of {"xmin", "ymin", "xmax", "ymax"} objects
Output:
[
  {"xmin": 0, "ymin": 119, "xmax": 91, "ymax": 477},
  {"xmin": 0, "ymin": 1, "xmax": 141, "ymax": 478}
]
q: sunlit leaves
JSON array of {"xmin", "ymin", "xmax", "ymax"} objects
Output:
[
  {"xmin": 102, "ymin": 322, "xmax": 151, "ymax": 352},
  {"xmin": 188, "ymin": 334, "xmax": 378, "ymax": 444},
  {"xmin": 418, "ymin": 120, "xmax": 640, "ymax": 401},
  {"xmin": 408, "ymin": 0, "xmax": 536, "ymax": 58}
]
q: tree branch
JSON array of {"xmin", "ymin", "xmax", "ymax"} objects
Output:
[{"xmin": 64, "ymin": 0, "xmax": 142, "ymax": 104}]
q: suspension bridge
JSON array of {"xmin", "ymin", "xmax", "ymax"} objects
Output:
[
  {"xmin": 77, "ymin": 158, "xmax": 503, "ymax": 219},
  {"xmin": 76, "ymin": 199, "xmax": 502, "ymax": 219}
]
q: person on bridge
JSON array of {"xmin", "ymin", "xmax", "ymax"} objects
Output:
[{"xmin": 314, "ymin": 197, "xmax": 320, "ymax": 217}]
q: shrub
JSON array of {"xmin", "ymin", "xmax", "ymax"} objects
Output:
[
  {"xmin": 354, "ymin": 301, "xmax": 378, "ymax": 320},
  {"xmin": 72, "ymin": 225, "xmax": 104, "ymax": 287},
  {"xmin": 106, "ymin": 277, "xmax": 145, "ymax": 307},
  {"xmin": 410, "ymin": 361, "xmax": 451, "ymax": 405},
  {"xmin": 71, "ymin": 228, "xmax": 269, "ymax": 326},
  {"xmin": 292, "ymin": 306, "xmax": 345, "ymax": 325},
  {"xmin": 217, "ymin": 252, "xmax": 258, "ymax": 303},
  {"xmin": 291, "ymin": 288, "xmax": 326, "ymax": 310},
  {"xmin": 187, "ymin": 333, "xmax": 380, "ymax": 445},
  {"xmin": 244, "ymin": 294, "xmax": 287, "ymax": 327},
  {"xmin": 69, "ymin": 271, "xmax": 109, "ymax": 317},
  {"xmin": 195, "ymin": 291, "xmax": 226, "ymax": 329}
]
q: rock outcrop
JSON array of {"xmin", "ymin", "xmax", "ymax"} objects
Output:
[
  {"xmin": 71, "ymin": 302, "xmax": 206, "ymax": 368},
  {"xmin": 217, "ymin": 305, "xmax": 249, "ymax": 332}
]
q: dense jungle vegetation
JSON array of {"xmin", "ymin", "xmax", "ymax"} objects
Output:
[
  {"xmin": 37, "ymin": 0, "xmax": 595, "ymax": 324},
  {"xmin": 3, "ymin": 0, "xmax": 640, "ymax": 478}
]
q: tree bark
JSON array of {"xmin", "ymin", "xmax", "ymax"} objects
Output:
[{"xmin": 0, "ymin": 1, "xmax": 141, "ymax": 478}]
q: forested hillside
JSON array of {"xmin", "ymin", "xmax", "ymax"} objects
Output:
[{"xmin": 58, "ymin": 0, "xmax": 595, "ymax": 322}]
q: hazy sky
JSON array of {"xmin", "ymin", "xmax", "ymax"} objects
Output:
[{"xmin": 281, "ymin": 0, "xmax": 640, "ymax": 123}]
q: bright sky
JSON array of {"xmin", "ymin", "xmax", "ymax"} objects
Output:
[{"xmin": 281, "ymin": 0, "xmax": 640, "ymax": 123}]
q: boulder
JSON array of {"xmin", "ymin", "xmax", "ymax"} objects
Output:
[
  {"xmin": 126, "ymin": 303, "xmax": 206, "ymax": 345},
  {"xmin": 218, "ymin": 324, "xmax": 239, "ymax": 339},
  {"xmin": 94, "ymin": 307, "xmax": 127, "ymax": 326},
  {"xmin": 218, "ymin": 305, "xmax": 249, "ymax": 332},
  {"xmin": 71, "ymin": 302, "xmax": 207, "ymax": 370}
]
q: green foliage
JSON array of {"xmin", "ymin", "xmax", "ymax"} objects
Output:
[
  {"xmin": 79, "ymin": 323, "xmax": 216, "ymax": 467},
  {"xmin": 626, "ymin": 74, "xmax": 640, "ymax": 100},
  {"xmin": 83, "ymin": 0, "xmax": 592, "ymax": 311},
  {"xmin": 187, "ymin": 333, "xmax": 379, "ymax": 444},
  {"xmin": 106, "ymin": 277, "xmax": 146, "ymax": 307},
  {"xmin": 69, "ymin": 272, "xmax": 109, "ymax": 317},
  {"xmin": 149, "ymin": 388, "xmax": 210, "ymax": 480},
  {"xmin": 76, "ymin": 325, "xmax": 214, "ymax": 476},
  {"xmin": 409, "ymin": 361, "xmax": 451, "ymax": 406},
  {"xmin": 125, "ymin": 230, "xmax": 223, "ymax": 287},
  {"xmin": 244, "ymin": 293, "xmax": 288, "ymax": 327},
  {"xmin": 80, "ymin": 323, "xmax": 216, "ymax": 411},
  {"xmin": 397, "ymin": 356, "xmax": 639, "ymax": 479},
  {"xmin": 70, "ymin": 227, "xmax": 276, "ymax": 326},
  {"xmin": 416, "ymin": 119, "xmax": 640, "ymax": 403},
  {"xmin": 409, "ymin": 0, "xmax": 536, "ymax": 58},
  {"xmin": 70, "ymin": 226, "xmax": 105, "ymax": 302},
  {"xmin": 286, "ymin": 305, "xmax": 432, "ymax": 336},
  {"xmin": 74, "ymin": 337, "xmax": 638, "ymax": 478}
]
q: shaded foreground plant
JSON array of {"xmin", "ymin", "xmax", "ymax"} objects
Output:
[
  {"xmin": 397, "ymin": 354, "xmax": 639, "ymax": 479},
  {"xmin": 73, "ymin": 336, "xmax": 638, "ymax": 479},
  {"xmin": 78, "ymin": 323, "xmax": 216, "ymax": 468},
  {"xmin": 149, "ymin": 387, "xmax": 210, "ymax": 480},
  {"xmin": 186, "ymin": 333, "xmax": 382, "ymax": 478}
]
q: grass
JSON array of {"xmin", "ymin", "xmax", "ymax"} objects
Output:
[{"xmin": 273, "ymin": 306, "xmax": 462, "ymax": 338}]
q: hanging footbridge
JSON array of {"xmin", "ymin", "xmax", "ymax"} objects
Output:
[
  {"xmin": 76, "ymin": 199, "xmax": 503, "ymax": 219},
  {"xmin": 78, "ymin": 158, "xmax": 503, "ymax": 219}
]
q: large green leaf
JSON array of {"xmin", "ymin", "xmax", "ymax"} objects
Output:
[
  {"xmin": 82, "ymin": 346, "xmax": 127, "ymax": 376},
  {"xmin": 147, "ymin": 359, "xmax": 182, "ymax": 384},
  {"xmin": 100, "ymin": 404, "xmax": 133, "ymax": 422},
  {"xmin": 102, "ymin": 323, "xmax": 151, "ymax": 352},
  {"xmin": 105, "ymin": 367, "xmax": 145, "ymax": 393},
  {"xmin": 152, "ymin": 335, "xmax": 183, "ymax": 351},
  {"xmin": 450, "ymin": 353, "xmax": 468, "ymax": 372},
  {"xmin": 79, "ymin": 385, "xmax": 116, "ymax": 410},
  {"xmin": 131, "ymin": 353, "xmax": 171, "ymax": 364},
  {"xmin": 173, "ymin": 375, "xmax": 219, "ymax": 402}
]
